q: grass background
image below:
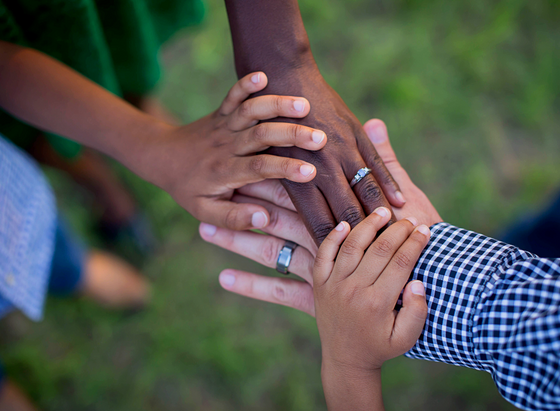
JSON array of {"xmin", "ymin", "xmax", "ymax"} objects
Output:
[{"xmin": 1, "ymin": 0, "xmax": 559, "ymax": 409}]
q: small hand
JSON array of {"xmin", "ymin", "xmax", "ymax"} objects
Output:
[
  {"xmin": 314, "ymin": 212, "xmax": 430, "ymax": 410},
  {"xmin": 315, "ymin": 213, "xmax": 429, "ymax": 371},
  {"xmin": 141, "ymin": 72, "xmax": 327, "ymax": 231}
]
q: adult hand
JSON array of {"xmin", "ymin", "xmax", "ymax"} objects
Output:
[
  {"xmin": 262, "ymin": 67, "xmax": 406, "ymax": 244},
  {"xmin": 199, "ymin": 119, "xmax": 442, "ymax": 315}
]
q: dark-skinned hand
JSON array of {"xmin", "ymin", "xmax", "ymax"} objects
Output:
[{"xmin": 259, "ymin": 64, "xmax": 405, "ymax": 244}]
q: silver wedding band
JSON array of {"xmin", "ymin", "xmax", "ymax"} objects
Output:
[
  {"xmin": 350, "ymin": 167, "xmax": 372, "ymax": 188},
  {"xmin": 276, "ymin": 241, "xmax": 298, "ymax": 275}
]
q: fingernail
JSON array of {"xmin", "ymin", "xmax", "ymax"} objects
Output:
[
  {"xmin": 252, "ymin": 211, "xmax": 268, "ymax": 228},
  {"xmin": 395, "ymin": 191, "xmax": 406, "ymax": 204},
  {"xmin": 300, "ymin": 164, "xmax": 315, "ymax": 177},
  {"xmin": 312, "ymin": 130, "xmax": 325, "ymax": 145},
  {"xmin": 200, "ymin": 223, "xmax": 217, "ymax": 237},
  {"xmin": 411, "ymin": 281, "xmax": 425, "ymax": 296},
  {"xmin": 374, "ymin": 207, "xmax": 388, "ymax": 217},
  {"xmin": 417, "ymin": 225, "xmax": 431, "ymax": 236},
  {"xmin": 293, "ymin": 99, "xmax": 306, "ymax": 112},
  {"xmin": 335, "ymin": 222, "xmax": 345, "ymax": 231},
  {"xmin": 406, "ymin": 217, "xmax": 418, "ymax": 226},
  {"xmin": 251, "ymin": 73, "xmax": 260, "ymax": 84},
  {"xmin": 220, "ymin": 271, "xmax": 236, "ymax": 287},
  {"xmin": 368, "ymin": 124, "xmax": 388, "ymax": 143}
]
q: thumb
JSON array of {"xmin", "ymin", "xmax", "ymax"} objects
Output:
[
  {"xmin": 202, "ymin": 199, "xmax": 271, "ymax": 231},
  {"xmin": 392, "ymin": 280, "xmax": 428, "ymax": 351},
  {"xmin": 363, "ymin": 119, "xmax": 399, "ymax": 166}
]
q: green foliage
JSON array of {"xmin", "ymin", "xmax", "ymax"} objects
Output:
[{"xmin": 1, "ymin": 0, "xmax": 559, "ymax": 409}]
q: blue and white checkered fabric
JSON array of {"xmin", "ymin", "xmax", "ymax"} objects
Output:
[
  {"xmin": 407, "ymin": 222, "xmax": 560, "ymax": 411},
  {"xmin": 0, "ymin": 135, "xmax": 56, "ymax": 321}
]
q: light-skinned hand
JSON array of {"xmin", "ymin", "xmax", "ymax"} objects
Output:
[{"xmin": 315, "ymin": 212, "xmax": 429, "ymax": 410}]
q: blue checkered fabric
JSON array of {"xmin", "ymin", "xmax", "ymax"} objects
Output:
[
  {"xmin": 0, "ymin": 135, "xmax": 56, "ymax": 321},
  {"xmin": 406, "ymin": 222, "xmax": 560, "ymax": 411}
]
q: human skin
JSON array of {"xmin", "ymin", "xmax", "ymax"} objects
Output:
[
  {"xmin": 225, "ymin": 0, "xmax": 405, "ymax": 244},
  {"xmin": 0, "ymin": 41, "xmax": 330, "ymax": 231},
  {"xmin": 198, "ymin": 119, "xmax": 442, "ymax": 314},
  {"xmin": 315, "ymin": 213, "xmax": 428, "ymax": 410}
]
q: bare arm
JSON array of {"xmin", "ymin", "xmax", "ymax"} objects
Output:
[
  {"xmin": 0, "ymin": 41, "xmax": 164, "ymax": 168},
  {"xmin": 225, "ymin": 0, "xmax": 405, "ymax": 244},
  {"xmin": 0, "ymin": 41, "xmax": 327, "ymax": 231}
]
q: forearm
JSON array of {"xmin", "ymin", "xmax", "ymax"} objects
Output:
[
  {"xmin": 225, "ymin": 0, "xmax": 317, "ymax": 81},
  {"xmin": 224, "ymin": 1, "xmax": 401, "ymax": 244},
  {"xmin": 0, "ymin": 41, "xmax": 168, "ymax": 167},
  {"xmin": 321, "ymin": 361, "xmax": 384, "ymax": 411}
]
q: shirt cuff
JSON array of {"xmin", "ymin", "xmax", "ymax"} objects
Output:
[{"xmin": 404, "ymin": 222, "xmax": 533, "ymax": 370}]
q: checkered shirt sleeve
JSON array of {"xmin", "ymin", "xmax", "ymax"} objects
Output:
[{"xmin": 405, "ymin": 222, "xmax": 560, "ymax": 411}]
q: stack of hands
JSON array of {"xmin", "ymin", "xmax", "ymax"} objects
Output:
[
  {"xmin": 197, "ymin": 94, "xmax": 443, "ymax": 410},
  {"xmin": 139, "ymin": 67, "xmax": 439, "ymax": 408},
  {"xmin": 0, "ymin": 40, "xmax": 434, "ymax": 411}
]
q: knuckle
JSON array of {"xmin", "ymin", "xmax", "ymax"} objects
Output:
[
  {"xmin": 274, "ymin": 95, "xmax": 284, "ymax": 113},
  {"xmin": 360, "ymin": 181, "xmax": 384, "ymax": 204},
  {"xmin": 280, "ymin": 158, "xmax": 292, "ymax": 175},
  {"xmin": 410, "ymin": 231, "xmax": 428, "ymax": 246},
  {"xmin": 383, "ymin": 174, "xmax": 397, "ymax": 187},
  {"xmin": 292, "ymin": 124, "xmax": 305, "ymax": 142},
  {"xmin": 272, "ymin": 284, "xmax": 311, "ymax": 311},
  {"xmin": 272, "ymin": 284, "xmax": 287, "ymax": 301},
  {"xmin": 393, "ymin": 252, "xmax": 412, "ymax": 270},
  {"xmin": 252, "ymin": 124, "xmax": 268, "ymax": 142},
  {"xmin": 312, "ymin": 223, "xmax": 335, "ymax": 244},
  {"xmin": 372, "ymin": 238, "xmax": 393, "ymax": 257},
  {"xmin": 339, "ymin": 207, "xmax": 363, "ymax": 228},
  {"xmin": 238, "ymin": 100, "xmax": 252, "ymax": 118},
  {"xmin": 261, "ymin": 237, "xmax": 282, "ymax": 266},
  {"xmin": 224, "ymin": 207, "xmax": 241, "ymax": 230},
  {"xmin": 340, "ymin": 237, "xmax": 362, "ymax": 257},
  {"xmin": 249, "ymin": 156, "xmax": 266, "ymax": 175}
]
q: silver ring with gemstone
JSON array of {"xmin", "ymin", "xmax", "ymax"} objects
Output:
[
  {"xmin": 350, "ymin": 167, "xmax": 372, "ymax": 188},
  {"xmin": 276, "ymin": 241, "xmax": 298, "ymax": 274}
]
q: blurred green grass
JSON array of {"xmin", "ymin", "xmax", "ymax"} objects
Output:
[{"xmin": 1, "ymin": 0, "xmax": 559, "ymax": 409}]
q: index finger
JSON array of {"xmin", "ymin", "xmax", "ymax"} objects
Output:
[
  {"xmin": 313, "ymin": 222, "xmax": 350, "ymax": 287},
  {"xmin": 331, "ymin": 207, "xmax": 392, "ymax": 282}
]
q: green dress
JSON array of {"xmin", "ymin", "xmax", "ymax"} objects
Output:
[{"xmin": 0, "ymin": 0, "xmax": 205, "ymax": 158}]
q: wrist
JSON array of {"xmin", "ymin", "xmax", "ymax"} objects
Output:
[
  {"xmin": 321, "ymin": 356, "xmax": 382, "ymax": 381},
  {"xmin": 111, "ymin": 112, "xmax": 176, "ymax": 187},
  {"xmin": 321, "ymin": 359, "xmax": 383, "ymax": 411}
]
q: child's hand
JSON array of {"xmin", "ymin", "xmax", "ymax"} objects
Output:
[
  {"xmin": 313, "ymin": 208, "xmax": 430, "ymax": 410},
  {"xmin": 139, "ymin": 72, "xmax": 326, "ymax": 231}
]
